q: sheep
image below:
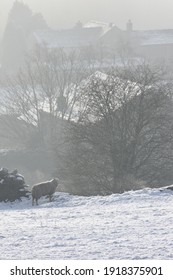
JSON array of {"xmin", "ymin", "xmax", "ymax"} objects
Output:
[{"xmin": 31, "ymin": 178, "xmax": 59, "ymax": 206}]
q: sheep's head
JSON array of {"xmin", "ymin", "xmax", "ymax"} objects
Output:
[{"xmin": 52, "ymin": 178, "xmax": 59, "ymax": 187}]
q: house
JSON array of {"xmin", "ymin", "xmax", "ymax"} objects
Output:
[
  {"xmin": 127, "ymin": 28, "xmax": 173, "ymax": 63},
  {"xmin": 28, "ymin": 20, "xmax": 125, "ymax": 58},
  {"xmin": 0, "ymin": 113, "xmax": 34, "ymax": 149},
  {"xmin": 23, "ymin": 19, "xmax": 173, "ymax": 69}
]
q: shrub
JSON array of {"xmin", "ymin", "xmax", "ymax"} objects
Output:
[{"xmin": 0, "ymin": 167, "xmax": 30, "ymax": 202}]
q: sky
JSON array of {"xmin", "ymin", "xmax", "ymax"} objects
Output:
[{"xmin": 1, "ymin": 0, "xmax": 173, "ymax": 36}]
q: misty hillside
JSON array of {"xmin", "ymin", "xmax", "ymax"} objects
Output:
[{"xmin": 0, "ymin": 186, "xmax": 173, "ymax": 259}]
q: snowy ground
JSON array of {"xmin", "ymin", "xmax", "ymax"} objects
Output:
[{"xmin": 0, "ymin": 186, "xmax": 173, "ymax": 259}]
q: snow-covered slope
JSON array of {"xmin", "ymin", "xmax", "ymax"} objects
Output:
[{"xmin": 0, "ymin": 187, "xmax": 173, "ymax": 259}]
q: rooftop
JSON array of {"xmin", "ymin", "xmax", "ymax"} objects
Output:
[
  {"xmin": 132, "ymin": 29, "xmax": 173, "ymax": 46},
  {"xmin": 33, "ymin": 20, "xmax": 121, "ymax": 49}
]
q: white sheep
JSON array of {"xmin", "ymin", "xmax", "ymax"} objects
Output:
[{"xmin": 31, "ymin": 178, "xmax": 59, "ymax": 205}]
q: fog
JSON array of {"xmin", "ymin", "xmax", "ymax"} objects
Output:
[
  {"xmin": 1, "ymin": 0, "xmax": 173, "ymax": 198},
  {"xmin": 1, "ymin": 0, "xmax": 173, "ymax": 37}
]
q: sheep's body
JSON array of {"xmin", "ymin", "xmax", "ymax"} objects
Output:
[{"xmin": 32, "ymin": 178, "xmax": 59, "ymax": 205}]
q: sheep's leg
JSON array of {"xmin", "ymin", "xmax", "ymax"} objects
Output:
[
  {"xmin": 36, "ymin": 199, "xmax": 38, "ymax": 205},
  {"xmin": 32, "ymin": 197, "xmax": 34, "ymax": 206},
  {"xmin": 49, "ymin": 195, "xmax": 52, "ymax": 202}
]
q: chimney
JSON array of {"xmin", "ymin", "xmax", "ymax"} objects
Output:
[{"xmin": 126, "ymin": 19, "xmax": 133, "ymax": 33}]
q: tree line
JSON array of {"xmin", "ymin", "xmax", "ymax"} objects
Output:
[{"xmin": 1, "ymin": 46, "xmax": 173, "ymax": 195}]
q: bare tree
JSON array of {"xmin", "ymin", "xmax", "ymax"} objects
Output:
[
  {"xmin": 2, "ymin": 46, "xmax": 91, "ymax": 148},
  {"xmin": 69, "ymin": 63, "xmax": 173, "ymax": 193}
]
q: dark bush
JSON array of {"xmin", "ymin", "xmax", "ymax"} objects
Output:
[{"xmin": 0, "ymin": 167, "xmax": 30, "ymax": 202}]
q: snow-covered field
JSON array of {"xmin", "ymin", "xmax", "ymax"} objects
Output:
[{"xmin": 0, "ymin": 187, "xmax": 173, "ymax": 260}]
